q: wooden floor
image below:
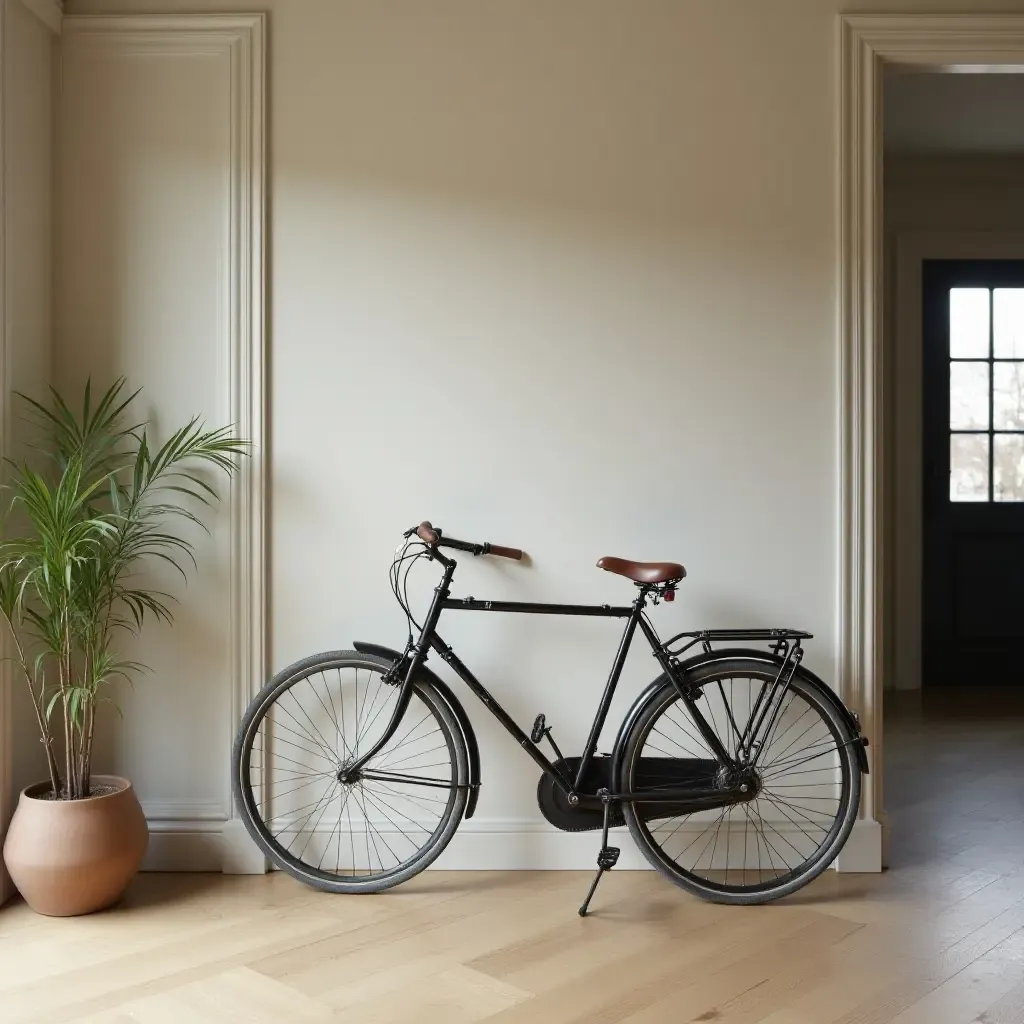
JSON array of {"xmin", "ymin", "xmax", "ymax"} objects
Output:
[{"xmin": 3, "ymin": 690, "xmax": 1024, "ymax": 1023}]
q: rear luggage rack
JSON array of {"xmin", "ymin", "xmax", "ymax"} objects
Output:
[{"xmin": 661, "ymin": 627, "xmax": 813, "ymax": 659}]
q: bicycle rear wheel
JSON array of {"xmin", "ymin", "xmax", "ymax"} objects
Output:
[
  {"xmin": 233, "ymin": 651, "xmax": 469, "ymax": 893},
  {"xmin": 620, "ymin": 659, "xmax": 860, "ymax": 904}
]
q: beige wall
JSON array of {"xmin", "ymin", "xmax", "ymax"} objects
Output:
[
  {"xmin": 2, "ymin": 0, "xmax": 54, "ymax": 895},
  {"xmin": 55, "ymin": 0, "xmax": 1024, "ymax": 865},
  {"xmin": 884, "ymin": 156, "xmax": 1024, "ymax": 692}
]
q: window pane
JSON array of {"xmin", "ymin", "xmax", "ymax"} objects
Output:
[
  {"xmin": 950, "ymin": 362, "xmax": 990, "ymax": 429},
  {"xmin": 994, "ymin": 362, "xmax": 1024, "ymax": 429},
  {"xmin": 994, "ymin": 289, "xmax": 1024, "ymax": 357},
  {"xmin": 951, "ymin": 433, "xmax": 989, "ymax": 501},
  {"xmin": 950, "ymin": 288, "xmax": 990, "ymax": 358},
  {"xmin": 995, "ymin": 434, "xmax": 1024, "ymax": 501}
]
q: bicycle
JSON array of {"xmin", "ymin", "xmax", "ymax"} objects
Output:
[{"xmin": 233, "ymin": 522, "xmax": 869, "ymax": 916}]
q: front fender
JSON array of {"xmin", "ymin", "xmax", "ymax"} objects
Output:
[
  {"xmin": 610, "ymin": 647, "xmax": 869, "ymax": 784},
  {"xmin": 352, "ymin": 641, "xmax": 482, "ymax": 818}
]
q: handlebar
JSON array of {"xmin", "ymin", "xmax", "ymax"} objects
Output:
[{"xmin": 412, "ymin": 521, "xmax": 524, "ymax": 561}]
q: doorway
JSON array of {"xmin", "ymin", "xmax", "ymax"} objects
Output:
[
  {"xmin": 839, "ymin": 14, "xmax": 1024, "ymax": 872},
  {"xmin": 864, "ymin": 16, "xmax": 1024, "ymax": 877},
  {"xmin": 921, "ymin": 261, "xmax": 1024, "ymax": 687}
]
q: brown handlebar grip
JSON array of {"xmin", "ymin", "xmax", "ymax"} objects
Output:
[
  {"xmin": 488, "ymin": 544, "xmax": 524, "ymax": 561},
  {"xmin": 416, "ymin": 521, "xmax": 440, "ymax": 545}
]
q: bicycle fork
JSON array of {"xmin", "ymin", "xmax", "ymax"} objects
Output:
[{"xmin": 346, "ymin": 558, "xmax": 456, "ymax": 775}]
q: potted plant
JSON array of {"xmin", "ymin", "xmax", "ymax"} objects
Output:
[{"xmin": 0, "ymin": 380, "xmax": 247, "ymax": 916}]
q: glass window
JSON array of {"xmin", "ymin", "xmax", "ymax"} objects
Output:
[
  {"xmin": 993, "ymin": 362, "xmax": 1024, "ymax": 430},
  {"xmin": 950, "ymin": 434, "xmax": 989, "ymax": 502},
  {"xmin": 994, "ymin": 289, "xmax": 1024, "ymax": 358},
  {"xmin": 950, "ymin": 362, "xmax": 990, "ymax": 430},
  {"xmin": 948, "ymin": 287, "xmax": 1024, "ymax": 502},
  {"xmin": 950, "ymin": 288, "xmax": 991, "ymax": 358},
  {"xmin": 995, "ymin": 434, "xmax": 1024, "ymax": 501}
]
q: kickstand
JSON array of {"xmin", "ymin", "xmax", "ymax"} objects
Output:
[{"xmin": 578, "ymin": 789, "xmax": 620, "ymax": 918}]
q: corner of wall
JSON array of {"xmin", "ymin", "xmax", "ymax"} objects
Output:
[{"xmin": 17, "ymin": 0, "xmax": 62, "ymax": 36}]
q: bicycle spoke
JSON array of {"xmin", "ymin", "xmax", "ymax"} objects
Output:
[
  {"xmin": 663, "ymin": 708, "xmax": 714, "ymax": 755},
  {"xmin": 265, "ymin": 717, "xmax": 338, "ymax": 764},
  {"xmin": 761, "ymin": 709, "xmax": 819, "ymax": 768},
  {"xmin": 355, "ymin": 669, "xmax": 387, "ymax": 752},
  {"xmin": 285, "ymin": 691, "xmax": 341, "ymax": 767},
  {"xmin": 762, "ymin": 736, "xmax": 837, "ymax": 773},
  {"xmin": 306, "ymin": 672, "xmax": 346, "ymax": 757}
]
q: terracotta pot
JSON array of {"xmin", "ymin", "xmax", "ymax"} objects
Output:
[{"xmin": 3, "ymin": 775, "xmax": 148, "ymax": 917}]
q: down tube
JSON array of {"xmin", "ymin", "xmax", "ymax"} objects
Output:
[{"xmin": 429, "ymin": 634, "xmax": 563, "ymax": 782}]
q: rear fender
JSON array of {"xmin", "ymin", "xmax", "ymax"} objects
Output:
[
  {"xmin": 352, "ymin": 641, "xmax": 482, "ymax": 818},
  {"xmin": 610, "ymin": 647, "xmax": 869, "ymax": 784}
]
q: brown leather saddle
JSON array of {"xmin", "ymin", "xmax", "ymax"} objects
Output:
[{"xmin": 596, "ymin": 556, "xmax": 686, "ymax": 584}]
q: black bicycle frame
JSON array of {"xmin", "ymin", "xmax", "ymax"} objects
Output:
[{"xmin": 348, "ymin": 548, "xmax": 740, "ymax": 805}]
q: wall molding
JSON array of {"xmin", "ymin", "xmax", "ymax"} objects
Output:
[
  {"xmin": 838, "ymin": 14, "xmax": 1024, "ymax": 873},
  {"xmin": 19, "ymin": 0, "xmax": 61, "ymax": 35},
  {"xmin": 62, "ymin": 12, "xmax": 267, "ymax": 872},
  {"xmin": 0, "ymin": 0, "xmax": 11, "ymax": 908}
]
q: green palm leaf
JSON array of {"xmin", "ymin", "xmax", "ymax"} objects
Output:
[{"xmin": 0, "ymin": 379, "xmax": 247, "ymax": 799}]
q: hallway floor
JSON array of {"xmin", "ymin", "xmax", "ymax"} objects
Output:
[{"xmin": 2, "ymin": 690, "xmax": 1024, "ymax": 1023}]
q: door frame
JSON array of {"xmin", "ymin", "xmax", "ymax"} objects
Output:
[{"xmin": 839, "ymin": 14, "xmax": 1024, "ymax": 870}]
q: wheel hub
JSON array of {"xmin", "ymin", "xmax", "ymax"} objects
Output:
[{"xmin": 716, "ymin": 765, "xmax": 761, "ymax": 802}]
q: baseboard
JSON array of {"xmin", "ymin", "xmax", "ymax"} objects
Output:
[
  {"xmin": 833, "ymin": 817, "xmax": 883, "ymax": 873},
  {"xmin": 221, "ymin": 818, "xmax": 268, "ymax": 874},
  {"xmin": 141, "ymin": 820, "xmax": 266, "ymax": 874},
  {"xmin": 136, "ymin": 815, "xmax": 887, "ymax": 874},
  {"xmin": 141, "ymin": 799, "xmax": 231, "ymax": 872},
  {"xmin": 435, "ymin": 821, "xmax": 652, "ymax": 871},
  {"xmin": 142, "ymin": 819, "xmax": 223, "ymax": 872}
]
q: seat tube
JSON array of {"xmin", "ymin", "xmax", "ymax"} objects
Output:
[
  {"xmin": 349, "ymin": 555, "xmax": 455, "ymax": 773},
  {"xmin": 574, "ymin": 594, "xmax": 645, "ymax": 790}
]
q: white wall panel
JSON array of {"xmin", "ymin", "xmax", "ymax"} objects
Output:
[{"xmin": 56, "ymin": 15, "xmax": 264, "ymax": 868}]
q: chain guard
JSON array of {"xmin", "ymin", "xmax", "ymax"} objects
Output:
[{"xmin": 536, "ymin": 756, "xmax": 720, "ymax": 832}]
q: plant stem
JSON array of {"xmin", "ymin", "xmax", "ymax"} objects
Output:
[
  {"xmin": 82, "ymin": 698, "xmax": 94, "ymax": 795},
  {"xmin": 60, "ymin": 627, "xmax": 73, "ymax": 799},
  {"xmin": 0, "ymin": 614, "xmax": 62, "ymax": 795}
]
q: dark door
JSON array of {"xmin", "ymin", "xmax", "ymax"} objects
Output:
[{"xmin": 923, "ymin": 260, "xmax": 1024, "ymax": 686}]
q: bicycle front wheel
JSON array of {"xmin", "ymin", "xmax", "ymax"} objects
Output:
[
  {"xmin": 233, "ymin": 651, "xmax": 469, "ymax": 893},
  {"xmin": 620, "ymin": 659, "xmax": 860, "ymax": 905}
]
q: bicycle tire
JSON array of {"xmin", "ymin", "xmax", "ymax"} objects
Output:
[
  {"xmin": 619, "ymin": 658, "xmax": 860, "ymax": 905},
  {"xmin": 232, "ymin": 650, "xmax": 469, "ymax": 893}
]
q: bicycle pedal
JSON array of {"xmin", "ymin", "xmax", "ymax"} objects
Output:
[
  {"xmin": 597, "ymin": 847, "xmax": 620, "ymax": 870},
  {"xmin": 531, "ymin": 714, "xmax": 547, "ymax": 744}
]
